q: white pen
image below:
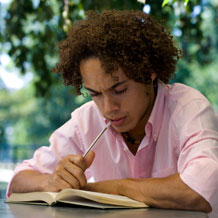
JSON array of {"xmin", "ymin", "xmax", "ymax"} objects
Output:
[{"xmin": 83, "ymin": 122, "xmax": 111, "ymax": 158}]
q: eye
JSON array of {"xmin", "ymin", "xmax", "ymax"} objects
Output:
[
  {"xmin": 90, "ymin": 92, "xmax": 101, "ymax": 97},
  {"xmin": 114, "ymin": 88, "xmax": 128, "ymax": 95}
]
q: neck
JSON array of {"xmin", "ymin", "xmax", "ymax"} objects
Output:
[
  {"xmin": 125, "ymin": 131, "xmax": 145, "ymax": 142},
  {"xmin": 127, "ymin": 82, "xmax": 157, "ymax": 140},
  {"xmin": 122, "ymin": 132, "xmax": 143, "ymax": 145},
  {"xmin": 128, "ymin": 101, "xmax": 154, "ymax": 140}
]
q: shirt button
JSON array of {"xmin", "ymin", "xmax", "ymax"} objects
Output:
[{"xmin": 153, "ymin": 135, "xmax": 157, "ymax": 141}]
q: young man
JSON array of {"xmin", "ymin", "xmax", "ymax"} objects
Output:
[{"xmin": 7, "ymin": 10, "xmax": 218, "ymax": 214}]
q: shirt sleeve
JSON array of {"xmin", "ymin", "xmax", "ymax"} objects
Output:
[
  {"xmin": 6, "ymin": 112, "xmax": 91, "ymax": 197},
  {"xmin": 175, "ymin": 98, "xmax": 218, "ymax": 213}
]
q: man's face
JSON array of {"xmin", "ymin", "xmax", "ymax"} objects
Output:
[{"xmin": 80, "ymin": 57, "xmax": 155, "ymax": 137}]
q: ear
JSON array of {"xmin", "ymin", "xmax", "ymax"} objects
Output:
[{"xmin": 151, "ymin": 73, "xmax": 157, "ymax": 81}]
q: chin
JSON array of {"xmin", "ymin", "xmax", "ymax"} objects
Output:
[
  {"xmin": 110, "ymin": 125, "xmax": 124, "ymax": 133},
  {"xmin": 111, "ymin": 123, "xmax": 133, "ymax": 133}
]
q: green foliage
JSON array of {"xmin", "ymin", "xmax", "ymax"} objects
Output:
[
  {"xmin": 2, "ymin": 0, "xmax": 84, "ymax": 97},
  {"xmin": 0, "ymin": 83, "xmax": 88, "ymax": 146},
  {"xmin": 162, "ymin": 0, "xmax": 190, "ymax": 7},
  {"xmin": 1, "ymin": 0, "xmax": 217, "ymax": 95}
]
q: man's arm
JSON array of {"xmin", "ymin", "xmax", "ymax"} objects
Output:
[
  {"xmin": 84, "ymin": 173, "xmax": 212, "ymax": 213},
  {"xmin": 9, "ymin": 152, "xmax": 95, "ymax": 195}
]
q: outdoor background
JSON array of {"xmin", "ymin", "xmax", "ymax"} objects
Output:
[{"xmin": 0, "ymin": 0, "xmax": 218, "ymax": 197}]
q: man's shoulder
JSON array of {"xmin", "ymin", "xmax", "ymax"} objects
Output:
[
  {"xmin": 53, "ymin": 101, "xmax": 104, "ymax": 137},
  {"xmin": 169, "ymin": 83, "xmax": 205, "ymax": 99},
  {"xmin": 71, "ymin": 100, "xmax": 99, "ymax": 116},
  {"xmin": 73, "ymin": 100, "xmax": 97, "ymax": 112},
  {"xmin": 71, "ymin": 101, "xmax": 103, "ymax": 123},
  {"xmin": 161, "ymin": 83, "xmax": 213, "ymax": 121},
  {"xmin": 166, "ymin": 83, "xmax": 209, "ymax": 107}
]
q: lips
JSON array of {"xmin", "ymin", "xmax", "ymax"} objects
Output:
[{"xmin": 109, "ymin": 117, "xmax": 126, "ymax": 126}]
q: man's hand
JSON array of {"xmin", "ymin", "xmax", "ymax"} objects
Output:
[
  {"xmin": 10, "ymin": 151, "xmax": 95, "ymax": 194},
  {"xmin": 43, "ymin": 151, "xmax": 95, "ymax": 192}
]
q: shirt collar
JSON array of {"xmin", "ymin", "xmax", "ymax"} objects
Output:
[{"xmin": 147, "ymin": 81, "xmax": 168, "ymax": 141}]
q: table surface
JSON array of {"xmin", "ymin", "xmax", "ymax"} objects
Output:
[{"xmin": 0, "ymin": 199, "xmax": 208, "ymax": 218}]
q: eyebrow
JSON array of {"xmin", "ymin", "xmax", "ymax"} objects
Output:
[{"xmin": 85, "ymin": 80, "xmax": 128, "ymax": 93}]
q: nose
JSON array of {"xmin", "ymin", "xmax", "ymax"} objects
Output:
[{"xmin": 103, "ymin": 95, "xmax": 120, "ymax": 115}]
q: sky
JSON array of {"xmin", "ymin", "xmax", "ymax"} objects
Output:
[
  {"xmin": 0, "ymin": 0, "xmax": 10, "ymax": 3},
  {"xmin": 0, "ymin": 54, "xmax": 33, "ymax": 90}
]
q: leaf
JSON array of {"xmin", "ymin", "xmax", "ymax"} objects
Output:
[
  {"xmin": 137, "ymin": 0, "xmax": 146, "ymax": 4},
  {"xmin": 162, "ymin": 0, "xmax": 170, "ymax": 7},
  {"xmin": 184, "ymin": 0, "xmax": 189, "ymax": 6}
]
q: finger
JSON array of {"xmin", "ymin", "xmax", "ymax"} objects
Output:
[
  {"xmin": 55, "ymin": 161, "xmax": 81, "ymax": 189},
  {"xmin": 57, "ymin": 167, "xmax": 80, "ymax": 189},
  {"xmin": 68, "ymin": 155, "xmax": 87, "ymax": 171},
  {"xmin": 65, "ymin": 163, "xmax": 87, "ymax": 188},
  {"xmin": 85, "ymin": 151, "xmax": 95, "ymax": 169},
  {"xmin": 56, "ymin": 177, "xmax": 73, "ymax": 191},
  {"xmin": 57, "ymin": 156, "xmax": 87, "ymax": 188},
  {"xmin": 47, "ymin": 174, "xmax": 72, "ymax": 192}
]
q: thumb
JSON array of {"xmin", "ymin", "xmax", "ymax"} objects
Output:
[{"xmin": 85, "ymin": 151, "xmax": 95, "ymax": 169}]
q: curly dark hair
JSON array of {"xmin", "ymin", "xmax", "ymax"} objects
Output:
[{"xmin": 53, "ymin": 10, "xmax": 181, "ymax": 95}]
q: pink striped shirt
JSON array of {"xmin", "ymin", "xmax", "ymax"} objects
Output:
[{"xmin": 7, "ymin": 82, "xmax": 218, "ymax": 215}]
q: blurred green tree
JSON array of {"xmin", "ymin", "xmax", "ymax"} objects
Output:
[
  {"xmin": 1, "ymin": 0, "xmax": 217, "ymax": 95},
  {"xmin": 0, "ymin": 82, "xmax": 88, "ymax": 147}
]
